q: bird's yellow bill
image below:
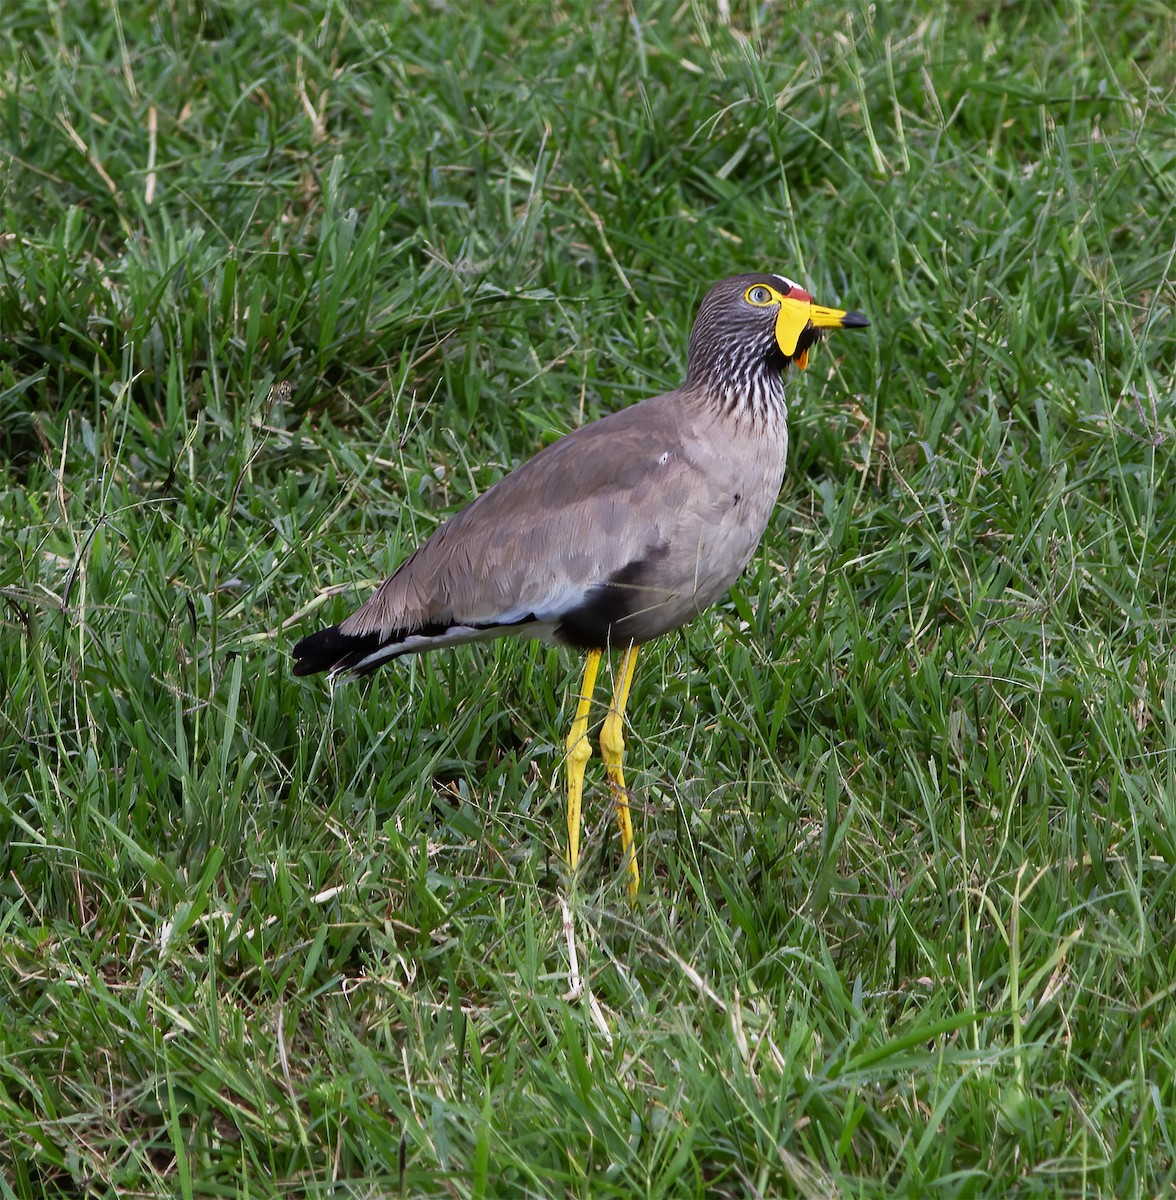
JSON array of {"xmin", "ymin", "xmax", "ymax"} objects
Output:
[{"xmin": 775, "ymin": 296, "xmax": 870, "ymax": 366}]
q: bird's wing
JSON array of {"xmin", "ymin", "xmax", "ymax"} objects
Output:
[{"xmin": 339, "ymin": 391, "xmax": 705, "ymax": 641}]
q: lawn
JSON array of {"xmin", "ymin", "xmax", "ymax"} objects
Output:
[{"xmin": 2, "ymin": 0, "xmax": 1175, "ymax": 1195}]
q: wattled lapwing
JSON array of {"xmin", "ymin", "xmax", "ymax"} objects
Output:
[{"xmin": 293, "ymin": 274, "xmax": 869, "ymax": 899}]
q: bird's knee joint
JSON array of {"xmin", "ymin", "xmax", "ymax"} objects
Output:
[
  {"xmin": 566, "ymin": 729, "xmax": 593, "ymax": 767},
  {"xmin": 599, "ymin": 714, "xmax": 625, "ymax": 763}
]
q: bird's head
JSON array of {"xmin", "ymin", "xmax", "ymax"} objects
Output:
[{"xmin": 685, "ymin": 272, "xmax": 869, "ymax": 399}]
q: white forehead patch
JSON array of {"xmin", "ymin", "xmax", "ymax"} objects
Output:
[{"xmin": 773, "ymin": 273, "xmax": 801, "ymax": 292}]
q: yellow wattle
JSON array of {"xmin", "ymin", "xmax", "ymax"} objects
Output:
[{"xmin": 774, "ymin": 296, "xmax": 812, "ymax": 357}]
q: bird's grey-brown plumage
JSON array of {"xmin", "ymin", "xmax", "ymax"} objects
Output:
[
  {"xmin": 293, "ymin": 273, "xmax": 867, "ymax": 680},
  {"xmin": 294, "ymin": 271, "xmax": 869, "ymax": 897}
]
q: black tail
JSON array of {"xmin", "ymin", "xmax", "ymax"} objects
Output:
[{"xmin": 292, "ymin": 624, "xmax": 390, "ymax": 678}]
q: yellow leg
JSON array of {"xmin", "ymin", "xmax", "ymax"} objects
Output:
[
  {"xmin": 565, "ymin": 649, "xmax": 601, "ymax": 872},
  {"xmin": 599, "ymin": 644, "xmax": 640, "ymax": 901}
]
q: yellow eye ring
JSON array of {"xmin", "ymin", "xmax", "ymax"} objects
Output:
[{"xmin": 745, "ymin": 285, "xmax": 775, "ymax": 306}]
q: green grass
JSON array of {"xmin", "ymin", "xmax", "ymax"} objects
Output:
[{"xmin": 2, "ymin": 0, "xmax": 1175, "ymax": 1194}]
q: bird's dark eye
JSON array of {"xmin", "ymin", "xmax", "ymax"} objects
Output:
[{"xmin": 746, "ymin": 285, "xmax": 774, "ymax": 306}]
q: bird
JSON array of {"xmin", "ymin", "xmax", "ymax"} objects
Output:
[{"xmin": 293, "ymin": 273, "xmax": 869, "ymax": 900}]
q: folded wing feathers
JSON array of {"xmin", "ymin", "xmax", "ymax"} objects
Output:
[{"xmin": 293, "ymin": 393, "xmax": 694, "ymax": 680}]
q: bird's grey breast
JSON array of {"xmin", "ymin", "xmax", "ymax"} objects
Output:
[
  {"xmin": 668, "ymin": 405, "xmax": 789, "ymax": 605},
  {"xmin": 594, "ymin": 402, "xmax": 789, "ymax": 647}
]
